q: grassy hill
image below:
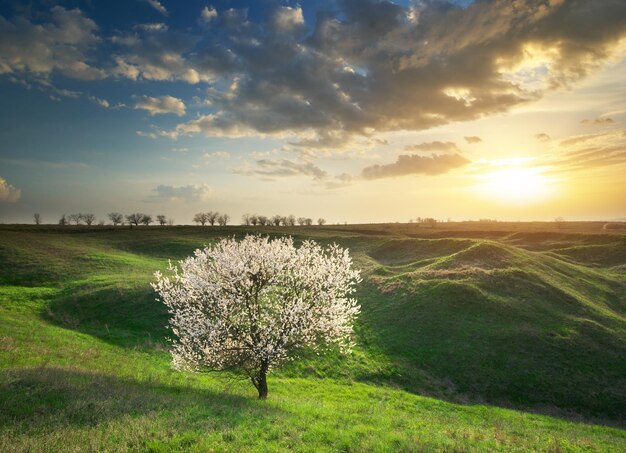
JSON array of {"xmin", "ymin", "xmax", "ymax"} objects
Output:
[{"xmin": 0, "ymin": 224, "xmax": 625, "ymax": 451}]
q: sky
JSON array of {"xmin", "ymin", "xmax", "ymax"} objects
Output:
[{"xmin": 0, "ymin": 0, "xmax": 625, "ymax": 224}]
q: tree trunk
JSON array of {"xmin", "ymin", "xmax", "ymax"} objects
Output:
[{"xmin": 257, "ymin": 369, "xmax": 268, "ymax": 399}]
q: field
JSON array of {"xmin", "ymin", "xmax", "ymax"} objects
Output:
[{"xmin": 0, "ymin": 222, "xmax": 625, "ymax": 451}]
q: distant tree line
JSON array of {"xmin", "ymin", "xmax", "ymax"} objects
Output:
[
  {"xmin": 192, "ymin": 211, "xmax": 230, "ymax": 226},
  {"xmin": 241, "ymin": 214, "xmax": 326, "ymax": 226},
  {"xmin": 409, "ymin": 217, "xmax": 439, "ymax": 228},
  {"xmin": 53, "ymin": 212, "xmax": 174, "ymax": 226},
  {"xmin": 37, "ymin": 211, "xmax": 327, "ymax": 227}
]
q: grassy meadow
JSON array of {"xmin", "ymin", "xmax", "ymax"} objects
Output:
[{"xmin": 0, "ymin": 222, "xmax": 625, "ymax": 451}]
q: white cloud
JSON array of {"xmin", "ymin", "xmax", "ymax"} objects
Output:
[
  {"xmin": 134, "ymin": 95, "xmax": 186, "ymax": 116},
  {"xmin": 0, "ymin": 177, "xmax": 21, "ymax": 203},
  {"xmin": 89, "ymin": 96, "xmax": 109, "ymax": 108},
  {"xmin": 135, "ymin": 23, "xmax": 168, "ymax": 32},
  {"xmin": 201, "ymin": 6, "xmax": 218, "ymax": 23},
  {"xmin": 144, "ymin": 0, "xmax": 168, "ymax": 16}
]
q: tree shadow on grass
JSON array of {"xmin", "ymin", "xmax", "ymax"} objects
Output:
[
  {"xmin": 0, "ymin": 366, "xmax": 280, "ymax": 438},
  {"xmin": 42, "ymin": 283, "xmax": 170, "ymax": 350}
]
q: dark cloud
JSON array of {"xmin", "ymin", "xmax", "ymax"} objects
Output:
[
  {"xmin": 404, "ymin": 141, "xmax": 460, "ymax": 152},
  {"xmin": 464, "ymin": 136, "xmax": 482, "ymax": 144},
  {"xmin": 535, "ymin": 133, "xmax": 551, "ymax": 142},
  {"xmin": 2, "ymin": 1, "xmax": 626, "ymax": 143},
  {"xmin": 0, "ymin": 6, "xmax": 103, "ymax": 80},
  {"xmin": 362, "ymin": 153, "xmax": 470, "ymax": 180},
  {"xmin": 171, "ymin": 0, "xmax": 626, "ymax": 143}
]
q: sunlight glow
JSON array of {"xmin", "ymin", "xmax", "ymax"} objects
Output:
[{"xmin": 476, "ymin": 165, "xmax": 553, "ymax": 204}]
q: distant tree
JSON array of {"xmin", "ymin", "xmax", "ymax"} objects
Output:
[
  {"xmin": 33, "ymin": 213, "xmax": 41, "ymax": 225},
  {"xmin": 157, "ymin": 215, "xmax": 167, "ymax": 226},
  {"xmin": 167, "ymin": 218, "xmax": 175, "ymax": 226},
  {"xmin": 317, "ymin": 218, "xmax": 326, "ymax": 226},
  {"xmin": 285, "ymin": 215, "xmax": 296, "ymax": 227},
  {"xmin": 271, "ymin": 215, "xmax": 283, "ymax": 226},
  {"xmin": 554, "ymin": 217, "xmax": 565, "ymax": 229},
  {"xmin": 423, "ymin": 217, "xmax": 437, "ymax": 228},
  {"xmin": 141, "ymin": 214, "xmax": 153, "ymax": 226},
  {"xmin": 125, "ymin": 213, "xmax": 143, "ymax": 227},
  {"xmin": 68, "ymin": 213, "xmax": 81, "ymax": 225},
  {"xmin": 108, "ymin": 212, "xmax": 123, "ymax": 226},
  {"xmin": 82, "ymin": 213, "xmax": 96, "ymax": 226},
  {"xmin": 305, "ymin": 218, "xmax": 313, "ymax": 226},
  {"xmin": 250, "ymin": 215, "xmax": 259, "ymax": 226},
  {"xmin": 241, "ymin": 213, "xmax": 251, "ymax": 226},
  {"xmin": 257, "ymin": 215, "xmax": 268, "ymax": 226},
  {"xmin": 152, "ymin": 236, "xmax": 361, "ymax": 399},
  {"xmin": 297, "ymin": 217, "xmax": 307, "ymax": 226},
  {"xmin": 193, "ymin": 212, "xmax": 208, "ymax": 226},
  {"xmin": 207, "ymin": 211, "xmax": 219, "ymax": 226},
  {"xmin": 58, "ymin": 214, "xmax": 67, "ymax": 226},
  {"xmin": 217, "ymin": 213, "xmax": 230, "ymax": 226}
]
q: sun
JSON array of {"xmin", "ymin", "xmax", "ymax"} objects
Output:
[{"xmin": 477, "ymin": 165, "xmax": 552, "ymax": 203}]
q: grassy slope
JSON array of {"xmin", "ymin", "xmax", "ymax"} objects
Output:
[{"xmin": 0, "ymin": 224, "xmax": 625, "ymax": 451}]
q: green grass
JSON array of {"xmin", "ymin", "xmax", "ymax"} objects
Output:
[{"xmin": 0, "ymin": 224, "xmax": 625, "ymax": 451}]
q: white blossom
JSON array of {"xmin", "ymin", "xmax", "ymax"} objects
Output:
[{"xmin": 152, "ymin": 235, "xmax": 361, "ymax": 398}]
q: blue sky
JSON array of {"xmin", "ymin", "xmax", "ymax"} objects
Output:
[{"xmin": 1, "ymin": 0, "xmax": 625, "ymax": 223}]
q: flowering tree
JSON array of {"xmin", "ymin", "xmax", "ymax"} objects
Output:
[{"xmin": 152, "ymin": 235, "xmax": 361, "ymax": 399}]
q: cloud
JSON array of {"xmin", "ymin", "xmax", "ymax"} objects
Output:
[
  {"xmin": 203, "ymin": 151, "xmax": 230, "ymax": 160},
  {"xmin": 559, "ymin": 133, "xmax": 604, "ymax": 147},
  {"xmin": 464, "ymin": 136, "xmax": 482, "ymax": 144},
  {"xmin": 110, "ymin": 26, "xmax": 209, "ymax": 84},
  {"xmin": 144, "ymin": 0, "xmax": 168, "ymax": 16},
  {"xmin": 543, "ymin": 130, "xmax": 626, "ymax": 173},
  {"xmin": 272, "ymin": 6, "xmax": 305, "ymax": 34},
  {"xmin": 581, "ymin": 117, "xmax": 615, "ymax": 126},
  {"xmin": 404, "ymin": 141, "xmax": 460, "ymax": 153},
  {"xmin": 134, "ymin": 95, "xmax": 186, "ymax": 116},
  {"xmin": 89, "ymin": 96, "xmax": 109, "ymax": 108},
  {"xmin": 240, "ymin": 159, "xmax": 328, "ymax": 181},
  {"xmin": 135, "ymin": 23, "xmax": 168, "ymax": 32},
  {"xmin": 324, "ymin": 173, "xmax": 353, "ymax": 189},
  {"xmin": 362, "ymin": 154, "xmax": 470, "ymax": 180},
  {"xmin": 0, "ymin": 176, "xmax": 21, "ymax": 203},
  {"xmin": 535, "ymin": 133, "xmax": 551, "ymax": 142},
  {"xmin": 145, "ymin": 184, "xmax": 211, "ymax": 203},
  {"xmin": 200, "ymin": 6, "xmax": 218, "ymax": 23},
  {"xmin": 3, "ymin": 1, "xmax": 626, "ymax": 145},
  {"xmin": 166, "ymin": 0, "xmax": 626, "ymax": 143},
  {"xmin": 0, "ymin": 6, "xmax": 104, "ymax": 80}
]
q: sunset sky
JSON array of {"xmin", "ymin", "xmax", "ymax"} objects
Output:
[{"xmin": 0, "ymin": 0, "xmax": 625, "ymax": 224}]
